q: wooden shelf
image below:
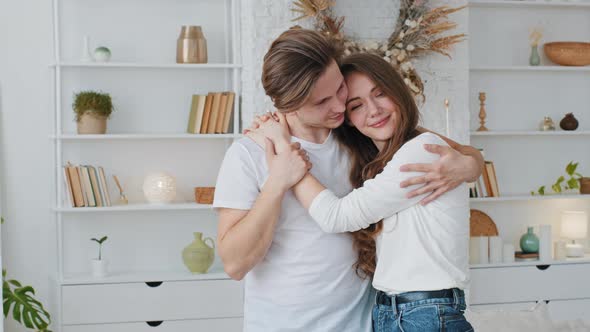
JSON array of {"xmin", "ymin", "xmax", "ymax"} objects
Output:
[
  {"xmin": 470, "ymin": 65, "xmax": 590, "ymax": 72},
  {"xmin": 469, "ymin": 0, "xmax": 590, "ymax": 9},
  {"xmin": 55, "ymin": 133, "xmax": 242, "ymax": 140},
  {"xmin": 471, "ymin": 131, "xmax": 590, "ymax": 137},
  {"xmin": 470, "ymin": 255, "xmax": 590, "ymax": 269},
  {"xmin": 470, "ymin": 194, "xmax": 590, "ymax": 202},
  {"xmin": 55, "ymin": 203, "xmax": 213, "ymax": 213},
  {"xmin": 60, "ymin": 268, "xmax": 230, "ymax": 285},
  {"xmin": 52, "ymin": 62, "xmax": 242, "ymax": 69}
]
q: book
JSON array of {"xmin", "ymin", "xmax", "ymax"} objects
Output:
[
  {"xmin": 79, "ymin": 166, "xmax": 96, "ymax": 207},
  {"xmin": 199, "ymin": 93, "xmax": 214, "ymax": 134},
  {"xmin": 187, "ymin": 95, "xmax": 200, "ymax": 133},
  {"xmin": 193, "ymin": 95, "xmax": 207, "ymax": 134},
  {"xmin": 62, "ymin": 166, "xmax": 74, "ymax": 207},
  {"xmin": 215, "ymin": 92, "xmax": 229, "ymax": 133},
  {"xmin": 481, "ymin": 162, "xmax": 493, "ymax": 197},
  {"xmin": 87, "ymin": 166, "xmax": 103, "ymax": 207},
  {"xmin": 222, "ymin": 92, "xmax": 236, "ymax": 134},
  {"xmin": 487, "ymin": 161, "xmax": 500, "ymax": 197},
  {"xmin": 98, "ymin": 167, "xmax": 111, "ymax": 207},
  {"xmin": 206, "ymin": 92, "xmax": 223, "ymax": 134},
  {"xmin": 67, "ymin": 164, "xmax": 85, "ymax": 207},
  {"xmin": 468, "ymin": 182, "xmax": 477, "ymax": 198},
  {"xmin": 476, "ymin": 175, "xmax": 486, "ymax": 198}
]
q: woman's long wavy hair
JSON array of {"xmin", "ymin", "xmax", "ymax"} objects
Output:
[{"xmin": 334, "ymin": 53, "xmax": 421, "ymax": 279}]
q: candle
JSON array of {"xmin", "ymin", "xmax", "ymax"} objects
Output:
[{"xmin": 444, "ymin": 98, "xmax": 450, "ymax": 137}]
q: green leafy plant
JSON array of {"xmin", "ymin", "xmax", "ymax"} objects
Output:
[
  {"xmin": 2, "ymin": 218, "xmax": 52, "ymax": 331},
  {"xmin": 531, "ymin": 161, "xmax": 583, "ymax": 195},
  {"xmin": 72, "ymin": 91, "xmax": 114, "ymax": 122},
  {"xmin": 91, "ymin": 236, "xmax": 108, "ymax": 260}
]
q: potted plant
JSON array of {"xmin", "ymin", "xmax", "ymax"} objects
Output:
[
  {"xmin": 91, "ymin": 236, "xmax": 108, "ymax": 277},
  {"xmin": 73, "ymin": 91, "xmax": 114, "ymax": 134},
  {"xmin": 2, "ymin": 218, "xmax": 52, "ymax": 331},
  {"xmin": 531, "ymin": 161, "xmax": 584, "ymax": 195}
]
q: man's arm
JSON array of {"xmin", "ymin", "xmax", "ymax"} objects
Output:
[
  {"xmin": 216, "ymin": 140, "xmax": 310, "ymax": 280},
  {"xmin": 217, "ymin": 178, "xmax": 287, "ymax": 280},
  {"xmin": 400, "ymin": 127, "xmax": 484, "ymax": 204}
]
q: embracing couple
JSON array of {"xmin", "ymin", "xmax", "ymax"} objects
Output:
[{"xmin": 213, "ymin": 27, "xmax": 482, "ymax": 332}]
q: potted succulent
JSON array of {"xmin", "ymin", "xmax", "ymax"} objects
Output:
[
  {"xmin": 91, "ymin": 236, "xmax": 109, "ymax": 277},
  {"xmin": 73, "ymin": 91, "xmax": 114, "ymax": 134}
]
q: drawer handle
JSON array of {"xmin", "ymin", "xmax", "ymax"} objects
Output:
[
  {"xmin": 536, "ymin": 300, "xmax": 550, "ymax": 304},
  {"xmin": 146, "ymin": 321, "xmax": 163, "ymax": 327},
  {"xmin": 145, "ymin": 281, "xmax": 163, "ymax": 287},
  {"xmin": 536, "ymin": 265, "xmax": 550, "ymax": 271}
]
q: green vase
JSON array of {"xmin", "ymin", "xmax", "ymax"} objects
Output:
[
  {"xmin": 520, "ymin": 227, "xmax": 539, "ymax": 253},
  {"xmin": 182, "ymin": 232, "xmax": 215, "ymax": 274},
  {"xmin": 529, "ymin": 45, "xmax": 540, "ymax": 66}
]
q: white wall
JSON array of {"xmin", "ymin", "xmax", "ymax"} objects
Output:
[
  {"xmin": 0, "ymin": 0, "xmax": 469, "ymax": 331},
  {"xmin": 0, "ymin": 1, "xmax": 54, "ymax": 331}
]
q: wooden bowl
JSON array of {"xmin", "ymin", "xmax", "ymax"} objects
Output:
[
  {"xmin": 544, "ymin": 42, "xmax": 590, "ymax": 66},
  {"xmin": 194, "ymin": 187, "xmax": 215, "ymax": 204}
]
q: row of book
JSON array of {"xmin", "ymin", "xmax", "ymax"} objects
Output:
[
  {"xmin": 470, "ymin": 160, "xmax": 500, "ymax": 198},
  {"xmin": 63, "ymin": 162, "xmax": 112, "ymax": 208},
  {"xmin": 187, "ymin": 92, "xmax": 236, "ymax": 134}
]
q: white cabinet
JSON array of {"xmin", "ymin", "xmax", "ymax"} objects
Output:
[{"xmin": 62, "ymin": 318, "xmax": 243, "ymax": 332}]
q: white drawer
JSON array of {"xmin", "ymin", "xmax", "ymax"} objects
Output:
[
  {"xmin": 470, "ymin": 263, "xmax": 590, "ymax": 305},
  {"xmin": 62, "ymin": 280, "xmax": 243, "ymax": 325},
  {"xmin": 62, "ymin": 317, "xmax": 243, "ymax": 332}
]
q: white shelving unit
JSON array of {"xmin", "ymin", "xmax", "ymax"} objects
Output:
[
  {"xmin": 467, "ymin": 0, "xmax": 590, "ymax": 320},
  {"xmin": 50, "ymin": 0, "xmax": 244, "ymax": 330}
]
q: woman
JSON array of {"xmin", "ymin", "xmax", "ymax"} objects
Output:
[{"xmin": 247, "ymin": 53, "xmax": 473, "ymax": 332}]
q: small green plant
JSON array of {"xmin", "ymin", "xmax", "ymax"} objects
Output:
[
  {"xmin": 2, "ymin": 218, "xmax": 52, "ymax": 331},
  {"xmin": 91, "ymin": 236, "xmax": 108, "ymax": 260},
  {"xmin": 531, "ymin": 161, "xmax": 583, "ymax": 195},
  {"xmin": 72, "ymin": 91, "xmax": 114, "ymax": 122}
]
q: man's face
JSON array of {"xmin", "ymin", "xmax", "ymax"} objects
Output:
[{"xmin": 292, "ymin": 60, "xmax": 348, "ymax": 129}]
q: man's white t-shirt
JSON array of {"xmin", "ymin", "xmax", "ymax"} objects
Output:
[{"xmin": 213, "ymin": 133, "xmax": 373, "ymax": 332}]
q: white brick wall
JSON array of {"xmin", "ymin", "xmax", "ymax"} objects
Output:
[{"xmin": 241, "ymin": 0, "xmax": 469, "ymax": 143}]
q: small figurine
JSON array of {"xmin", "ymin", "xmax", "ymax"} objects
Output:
[{"xmin": 540, "ymin": 116, "xmax": 556, "ymax": 131}]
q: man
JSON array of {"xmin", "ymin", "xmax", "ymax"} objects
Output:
[{"xmin": 213, "ymin": 28, "xmax": 483, "ymax": 331}]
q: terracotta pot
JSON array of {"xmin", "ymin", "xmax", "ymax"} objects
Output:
[
  {"xmin": 580, "ymin": 177, "xmax": 590, "ymax": 195},
  {"xmin": 77, "ymin": 111, "xmax": 107, "ymax": 134}
]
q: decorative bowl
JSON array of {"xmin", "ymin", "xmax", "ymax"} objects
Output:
[{"xmin": 543, "ymin": 42, "xmax": 590, "ymax": 66}]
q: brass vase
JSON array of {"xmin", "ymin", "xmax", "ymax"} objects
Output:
[{"xmin": 176, "ymin": 26, "xmax": 207, "ymax": 64}]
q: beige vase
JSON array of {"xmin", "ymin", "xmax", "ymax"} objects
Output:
[
  {"xmin": 182, "ymin": 232, "xmax": 215, "ymax": 274},
  {"xmin": 77, "ymin": 111, "xmax": 107, "ymax": 134}
]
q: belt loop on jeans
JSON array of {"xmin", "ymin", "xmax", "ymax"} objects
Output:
[
  {"xmin": 452, "ymin": 288, "xmax": 460, "ymax": 309},
  {"xmin": 391, "ymin": 294, "xmax": 399, "ymax": 317}
]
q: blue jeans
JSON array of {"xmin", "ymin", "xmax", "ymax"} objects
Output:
[{"xmin": 372, "ymin": 289, "xmax": 473, "ymax": 332}]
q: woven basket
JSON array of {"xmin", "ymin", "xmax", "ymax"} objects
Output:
[
  {"xmin": 194, "ymin": 187, "xmax": 215, "ymax": 204},
  {"xmin": 544, "ymin": 42, "xmax": 590, "ymax": 66},
  {"xmin": 470, "ymin": 209, "xmax": 498, "ymax": 237}
]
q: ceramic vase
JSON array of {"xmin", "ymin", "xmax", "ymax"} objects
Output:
[
  {"xmin": 559, "ymin": 113, "xmax": 579, "ymax": 131},
  {"xmin": 529, "ymin": 45, "xmax": 541, "ymax": 66},
  {"xmin": 182, "ymin": 232, "xmax": 215, "ymax": 274},
  {"xmin": 520, "ymin": 227, "xmax": 540, "ymax": 253}
]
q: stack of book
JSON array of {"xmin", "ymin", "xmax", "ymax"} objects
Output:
[
  {"xmin": 470, "ymin": 160, "xmax": 500, "ymax": 198},
  {"xmin": 63, "ymin": 162, "xmax": 112, "ymax": 208},
  {"xmin": 187, "ymin": 91, "xmax": 236, "ymax": 134}
]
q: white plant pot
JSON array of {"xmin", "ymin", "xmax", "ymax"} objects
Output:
[{"xmin": 91, "ymin": 259, "xmax": 108, "ymax": 277}]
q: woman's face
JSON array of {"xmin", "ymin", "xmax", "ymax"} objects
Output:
[{"xmin": 344, "ymin": 72, "xmax": 399, "ymax": 146}]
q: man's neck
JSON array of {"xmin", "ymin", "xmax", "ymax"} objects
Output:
[{"xmin": 286, "ymin": 115, "xmax": 331, "ymax": 144}]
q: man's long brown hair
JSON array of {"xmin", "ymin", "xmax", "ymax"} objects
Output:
[{"xmin": 334, "ymin": 53, "xmax": 421, "ymax": 279}]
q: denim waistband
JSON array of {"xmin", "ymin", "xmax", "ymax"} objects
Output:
[{"xmin": 376, "ymin": 288, "xmax": 465, "ymax": 311}]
